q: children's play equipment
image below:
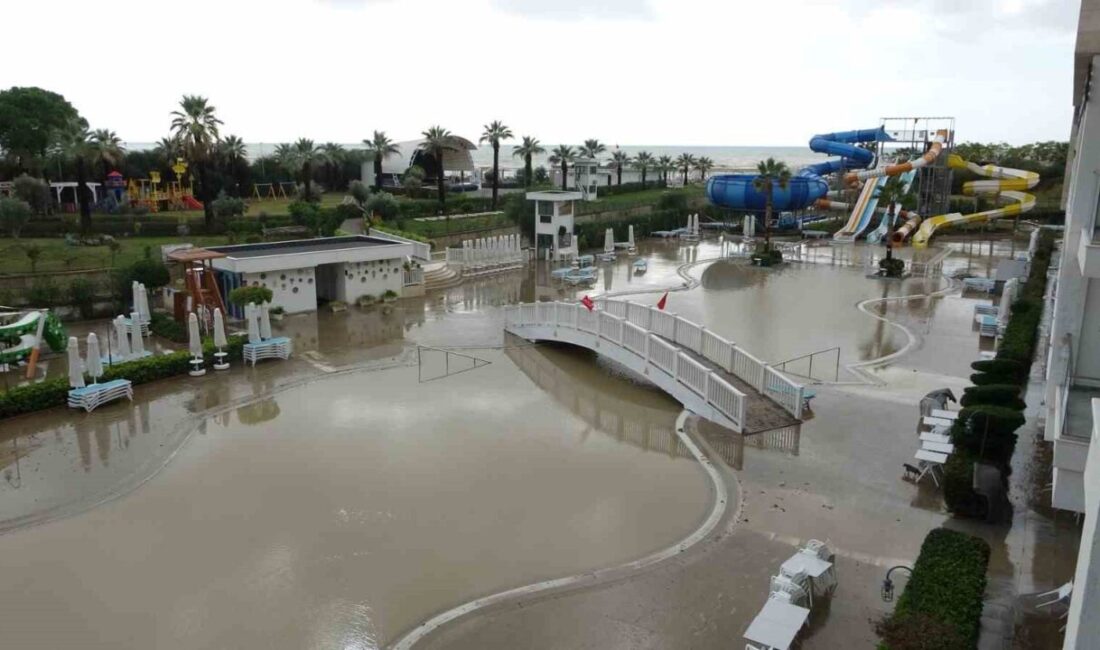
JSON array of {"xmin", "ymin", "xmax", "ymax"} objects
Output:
[
  {"xmin": 126, "ymin": 158, "xmax": 204, "ymax": 212},
  {"xmin": 252, "ymin": 182, "xmax": 295, "ymax": 201},
  {"xmin": 166, "ymin": 247, "xmax": 228, "ymax": 328},
  {"xmin": 0, "ymin": 309, "xmax": 66, "ymax": 370}
]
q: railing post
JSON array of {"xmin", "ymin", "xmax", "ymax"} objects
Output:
[
  {"xmin": 671, "ymin": 312, "xmax": 678, "ymax": 342},
  {"xmin": 644, "ymin": 332, "xmax": 651, "ymax": 367}
]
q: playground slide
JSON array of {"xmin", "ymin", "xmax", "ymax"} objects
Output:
[
  {"xmin": 866, "ymin": 170, "xmax": 918, "ymax": 244},
  {"xmin": 910, "ymin": 155, "xmax": 1039, "ymax": 247},
  {"xmin": 182, "ymin": 196, "xmax": 204, "ymax": 210},
  {"xmin": 0, "ymin": 311, "xmax": 66, "ymax": 363},
  {"xmin": 705, "ymin": 127, "xmax": 891, "ymax": 212}
]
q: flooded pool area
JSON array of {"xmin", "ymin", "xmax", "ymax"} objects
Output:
[
  {"xmin": 0, "ymin": 231, "xmax": 1073, "ymax": 650},
  {"xmin": 0, "ymin": 350, "xmax": 712, "ymax": 649}
]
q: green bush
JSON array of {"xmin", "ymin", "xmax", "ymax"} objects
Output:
[
  {"xmin": 12, "ymin": 174, "xmax": 51, "ymax": 215},
  {"xmin": 27, "ymin": 278, "xmax": 61, "ymax": 307},
  {"xmin": 69, "ymin": 278, "xmax": 97, "ymax": 319},
  {"xmin": 228, "ymin": 285, "xmax": 273, "ymax": 307},
  {"xmin": 288, "ymin": 200, "xmax": 320, "ymax": 226},
  {"xmin": 657, "ymin": 191, "xmax": 689, "ymax": 211},
  {"xmin": 942, "ymin": 452, "xmax": 987, "ymax": 518},
  {"xmin": 879, "ymin": 257, "xmax": 906, "ymax": 277},
  {"xmin": 753, "ymin": 247, "xmax": 784, "ymax": 267},
  {"xmin": 877, "ymin": 528, "xmax": 990, "ymax": 650},
  {"xmin": 598, "ymin": 180, "xmax": 668, "ymax": 196},
  {"xmin": 0, "ymin": 196, "xmax": 33, "ymax": 237},
  {"xmin": 951, "ymin": 405, "xmax": 1025, "ymax": 463},
  {"xmin": 125, "ymin": 258, "xmax": 171, "ymax": 289},
  {"xmin": 969, "ymin": 359, "xmax": 1025, "ymax": 380},
  {"xmin": 960, "ymin": 385, "xmax": 1025, "ymax": 410},
  {"xmin": 0, "ymin": 335, "xmax": 245, "ymax": 420},
  {"xmin": 364, "ymin": 192, "xmax": 401, "ymax": 221},
  {"xmin": 969, "ymin": 372, "xmax": 1017, "ymax": 386},
  {"xmin": 150, "ymin": 311, "xmax": 187, "ymax": 343},
  {"xmin": 211, "ymin": 191, "xmax": 246, "ymax": 219}
]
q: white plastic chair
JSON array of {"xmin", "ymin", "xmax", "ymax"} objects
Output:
[{"xmin": 1036, "ymin": 581, "xmax": 1073, "ymax": 609}]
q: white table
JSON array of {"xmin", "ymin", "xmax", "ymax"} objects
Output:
[
  {"xmin": 744, "ymin": 599, "xmax": 810, "ymax": 650},
  {"xmin": 914, "ymin": 449, "xmax": 949, "ymax": 486},
  {"xmin": 920, "ymin": 432, "xmax": 952, "ymax": 444},
  {"xmin": 780, "ymin": 552, "xmax": 836, "ymax": 606},
  {"xmin": 922, "ymin": 441, "xmax": 955, "ymax": 455},
  {"xmin": 922, "ymin": 416, "xmax": 953, "ymax": 428},
  {"xmin": 931, "ymin": 409, "xmax": 958, "ymax": 420}
]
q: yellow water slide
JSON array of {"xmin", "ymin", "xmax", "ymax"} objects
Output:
[{"xmin": 910, "ymin": 154, "xmax": 1039, "ymax": 247}]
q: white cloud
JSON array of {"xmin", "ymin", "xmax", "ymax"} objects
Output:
[{"xmin": 491, "ymin": 0, "xmax": 654, "ymax": 20}]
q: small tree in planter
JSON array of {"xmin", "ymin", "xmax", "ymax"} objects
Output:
[
  {"xmin": 228, "ymin": 285, "xmax": 274, "ymax": 308},
  {"xmin": 752, "ymin": 157, "xmax": 790, "ymax": 255}
]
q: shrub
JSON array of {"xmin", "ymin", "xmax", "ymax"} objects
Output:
[
  {"xmin": 211, "ymin": 191, "xmax": 246, "ymax": 219},
  {"xmin": 969, "ymin": 359, "xmax": 1025, "ymax": 380},
  {"xmin": 228, "ymin": 285, "xmax": 273, "ymax": 306},
  {"xmin": 598, "ymin": 180, "xmax": 669, "ymax": 196},
  {"xmin": 288, "ymin": 200, "xmax": 320, "ymax": 226},
  {"xmin": 364, "ymin": 192, "xmax": 401, "ymax": 221},
  {"xmin": 69, "ymin": 278, "xmax": 97, "ymax": 319},
  {"xmin": 969, "ymin": 372, "xmax": 1016, "ymax": 386},
  {"xmin": 27, "ymin": 278, "xmax": 61, "ymax": 306},
  {"xmin": 125, "ymin": 258, "xmax": 171, "ymax": 289},
  {"xmin": 347, "ymin": 180, "xmax": 371, "ymax": 206},
  {"xmin": 150, "ymin": 311, "xmax": 187, "ymax": 343},
  {"xmin": 951, "ymin": 405, "xmax": 1025, "ymax": 463},
  {"xmin": 0, "ymin": 197, "xmax": 32, "ymax": 237},
  {"xmin": 12, "ymin": 174, "xmax": 50, "ymax": 214},
  {"xmin": 877, "ymin": 528, "xmax": 990, "ymax": 650},
  {"xmin": 879, "ymin": 257, "xmax": 906, "ymax": 277},
  {"xmin": 657, "ymin": 191, "xmax": 689, "ymax": 211},
  {"xmin": 942, "ymin": 452, "xmax": 987, "ymax": 518},
  {"xmin": 960, "ymin": 385, "xmax": 1025, "ymax": 410},
  {"xmin": 753, "ymin": 247, "xmax": 784, "ymax": 267}
]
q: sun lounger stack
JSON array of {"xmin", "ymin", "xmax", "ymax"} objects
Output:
[
  {"xmin": 67, "ymin": 379, "xmax": 133, "ymax": 412},
  {"xmin": 744, "ymin": 540, "xmax": 836, "ymax": 650},
  {"xmin": 911, "ymin": 409, "xmax": 958, "ymax": 486},
  {"xmin": 962, "ymin": 277, "xmax": 996, "ymax": 293},
  {"xmin": 243, "ymin": 337, "xmax": 293, "ymax": 366}
]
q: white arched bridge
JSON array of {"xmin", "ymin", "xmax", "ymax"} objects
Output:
[{"xmin": 504, "ymin": 299, "xmax": 806, "ymax": 434}]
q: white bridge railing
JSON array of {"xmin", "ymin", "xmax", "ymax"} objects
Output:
[{"xmin": 505, "ymin": 298, "xmax": 804, "ymax": 421}]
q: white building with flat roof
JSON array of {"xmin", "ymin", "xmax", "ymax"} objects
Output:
[
  {"xmin": 528, "ymin": 190, "xmax": 582, "ymax": 260},
  {"xmin": 1042, "ymin": 1, "xmax": 1100, "ymax": 647},
  {"xmin": 208, "ymin": 235, "xmax": 426, "ymax": 315}
]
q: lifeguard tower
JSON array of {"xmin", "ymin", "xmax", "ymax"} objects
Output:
[{"xmin": 528, "ymin": 190, "xmax": 582, "ymax": 261}]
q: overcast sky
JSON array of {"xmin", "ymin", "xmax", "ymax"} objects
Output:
[{"xmin": 5, "ymin": 0, "xmax": 1081, "ymax": 146}]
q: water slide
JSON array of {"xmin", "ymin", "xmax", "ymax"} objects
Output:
[
  {"xmin": 866, "ymin": 170, "xmax": 918, "ymax": 244},
  {"xmin": 0, "ymin": 311, "xmax": 66, "ymax": 364},
  {"xmin": 705, "ymin": 127, "xmax": 892, "ymax": 212},
  {"xmin": 910, "ymin": 155, "xmax": 1039, "ymax": 247},
  {"xmin": 830, "ymin": 130, "xmax": 948, "ymax": 242}
]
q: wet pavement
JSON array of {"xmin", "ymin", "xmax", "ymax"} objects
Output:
[{"xmin": 0, "ymin": 234, "xmax": 1082, "ymax": 649}]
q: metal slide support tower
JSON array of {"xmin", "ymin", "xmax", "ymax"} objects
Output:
[{"xmin": 877, "ymin": 116, "xmax": 956, "ymax": 217}]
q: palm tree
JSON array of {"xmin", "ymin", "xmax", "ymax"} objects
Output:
[
  {"xmin": 283, "ymin": 138, "xmax": 326, "ymax": 201},
  {"xmin": 419, "ymin": 126, "xmax": 459, "ymax": 213},
  {"xmin": 873, "ymin": 175, "xmax": 911, "ymax": 262},
  {"xmin": 89, "ymin": 129, "xmax": 125, "ymax": 184},
  {"xmin": 633, "ymin": 151, "xmax": 654, "ymax": 189},
  {"xmin": 479, "ymin": 120, "xmax": 513, "ymax": 209},
  {"xmin": 694, "ymin": 156, "xmax": 714, "ymax": 182},
  {"xmin": 220, "ymin": 135, "xmax": 248, "ymax": 196},
  {"xmin": 512, "ymin": 136, "xmax": 545, "ymax": 188},
  {"xmin": 657, "ymin": 155, "xmax": 674, "ymax": 184},
  {"xmin": 581, "ymin": 139, "xmax": 606, "ymax": 160},
  {"xmin": 154, "ymin": 136, "xmax": 180, "ymax": 166},
  {"xmin": 609, "ymin": 150, "xmax": 631, "ymax": 186},
  {"xmin": 170, "ymin": 95, "xmax": 223, "ymax": 225},
  {"xmin": 752, "ymin": 157, "xmax": 791, "ymax": 250},
  {"xmin": 676, "ymin": 153, "xmax": 697, "ymax": 185},
  {"xmin": 363, "ymin": 130, "xmax": 400, "ymax": 191},
  {"xmin": 548, "ymin": 145, "xmax": 576, "ymax": 191},
  {"xmin": 320, "ymin": 142, "xmax": 345, "ymax": 191},
  {"xmin": 52, "ymin": 121, "xmax": 94, "ymax": 231}
]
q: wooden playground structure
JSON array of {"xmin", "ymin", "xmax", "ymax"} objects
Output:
[{"xmin": 251, "ymin": 181, "xmax": 298, "ymax": 201}]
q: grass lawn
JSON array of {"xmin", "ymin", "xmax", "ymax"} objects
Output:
[
  {"xmin": 0, "ymin": 236, "xmax": 230, "ymax": 275},
  {"xmin": 402, "ymin": 213, "xmax": 513, "ymax": 238},
  {"xmin": 154, "ymin": 193, "xmax": 348, "ymax": 220},
  {"xmin": 578, "ymin": 185, "xmax": 705, "ymax": 214}
]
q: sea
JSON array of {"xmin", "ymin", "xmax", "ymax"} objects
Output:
[{"xmin": 122, "ymin": 142, "xmax": 822, "ymax": 173}]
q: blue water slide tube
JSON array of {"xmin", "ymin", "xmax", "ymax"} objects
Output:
[{"xmin": 706, "ymin": 126, "xmax": 893, "ymax": 212}]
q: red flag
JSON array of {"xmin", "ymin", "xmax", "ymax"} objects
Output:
[
  {"xmin": 581, "ymin": 295, "xmax": 595, "ymax": 311},
  {"xmin": 656, "ymin": 292, "xmax": 668, "ymax": 311}
]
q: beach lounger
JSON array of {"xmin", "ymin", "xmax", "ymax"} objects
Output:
[
  {"xmin": 243, "ymin": 336, "xmax": 293, "ymax": 367},
  {"xmin": 920, "ymin": 432, "xmax": 952, "ymax": 444},
  {"xmin": 930, "ymin": 409, "xmax": 958, "ymax": 420},
  {"xmin": 743, "ymin": 599, "xmax": 810, "ymax": 650},
  {"xmin": 67, "ymin": 379, "xmax": 134, "ymax": 412},
  {"xmin": 922, "ymin": 416, "xmax": 953, "ymax": 428},
  {"xmin": 921, "ymin": 440, "xmax": 955, "ymax": 455}
]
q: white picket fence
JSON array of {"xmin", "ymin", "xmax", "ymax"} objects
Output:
[
  {"xmin": 506, "ymin": 298, "xmax": 804, "ymax": 420},
  {"xmin": 505, "ymin": 301, "xmax": 752, "ymax": 429}
]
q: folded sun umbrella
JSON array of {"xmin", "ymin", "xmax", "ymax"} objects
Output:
[
  {"xmin": 130, "ymin": 311, "xmax": 145, "ymax": 358},
  {"xmin": 188, "ymin": 312, "xmax": 203, "ymax": 359},
  {"xmin": 67, "ymin": 336, "xmax": 85, "ymax": 389},
  {"xmin": 85, "ymin": 333, "xmax": 103, "ymax": 384},
  {"xmin": 138, "ymin": 283, "xmax": 151, "ymax": 324},
  {"xmin": 213, "ymin": 308, "xmax": 228, "ymax": 349},
  {"xmin": 260, "ymin": 302, "xmax": 273, "ymax": 340},
  {"xmin": 246, "ymin": 303, "xmax": 260, "ymax": 344},
  {"xmin": 114, "ymin": 316, "xmax": 131, "ymax": 362}
]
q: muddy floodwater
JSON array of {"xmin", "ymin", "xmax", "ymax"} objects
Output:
[{"xmin": 0, "ymin": 351, "xmax": 710, "ymax": 649}]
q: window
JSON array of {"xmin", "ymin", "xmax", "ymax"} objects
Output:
[
  {"xmin": 538, "ymin": 201, "xmax": 554, "ymax": 217},
  {"xmin": 559, "ymin": 201, "xmax": 573, "ymax": 216}
]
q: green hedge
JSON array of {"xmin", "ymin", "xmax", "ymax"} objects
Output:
[
  {"xmin": 597, "ymin": 180, "xmax": 668, "ymax": 196},
  {"xmin": 951, "ymin": 405, "xmax": 1025, "ymax": 464},
  {"xmin": 960, "ymin": 385, "xmax": 1025, "ymax": 411},
  {"xmin": 969, "ymin": 359, "xmax": 1025, "ymax": 381},
  {"xmin": 150, "ymin": 311, "xmax": 187, "ymax": 343},
  {"xmin": 0, "ymin": 335, "xmax": 244, "ymax": 420},
  {"xmin": 877, "ymin": 528, "xmax": 991, "ymax": 650}
]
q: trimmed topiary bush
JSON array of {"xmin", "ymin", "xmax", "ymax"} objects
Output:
[
  {"xmin": 876, "ymin": 528, "xmax": 990, "ymax": 650},
  {"xmin": 951, "ymin": 405, "xmax": 1025, "ymax": 464},
  {"xmin": 970, "ymin": 359, "xmax": 1025, "ymax": 381},
  {"xmin": 960, "ymin": 384, "xmax": 1025, "ymax": 411},
  {"xmin": 879, "ymin": 257, "xmax": 906, "ymax": 277},
  {"xmin": 228, "ymin": 285, "xmax": 274, "ymax": 307},
  {"xmin": 969, "ymin": 372, "xmax": 1017, "ymax": 387}
]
